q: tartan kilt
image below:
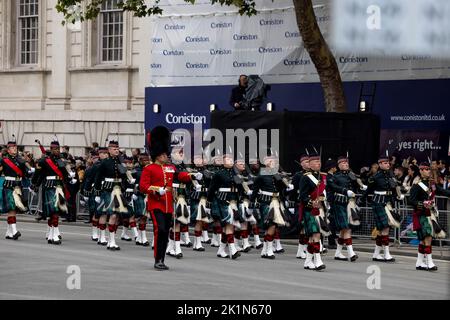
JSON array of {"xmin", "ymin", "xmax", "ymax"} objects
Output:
[
  {"xmin": 1, "ymin": 187, "xmax": 17, "ymax": 213},
  {"xmin": 133, "ymin": 194, "xmax": 146, "ymax": 218},
  {"xmin": 0, "ymin": 177, "xmax": 4, "ymax": 213},
  {"xmin": 88, "ymin": 194, "xmax": 97, "ymax": 215},
  {"xmin": 42, "ymin": 187, "xmax": 61, "ymax": 218},
  {"xmin": 210, "ymin": 198, "xmax": 221, "ymax": 221},
  {"xmin": 416, "ymin": 215, "xmax": 433, "ymax": 241},
  {"xmin": 100, "ymin": 191, "xmax": 116, "ymax": 216},
  {"xmin": 303, "ymin": 209, "xmax": 321, "ymax": 236},
  {"xmin": 217, "ymin": 200, "xmax": 232, "ymax": 227},
  {"xmin": 332, "ymin": 203, "xmax": 350, "ymax": 231},
  {"xmin": 190, "ymin": 199, "xmax": 200, "ymax": 225},
  {"xmin": 372, "ymin": 203, "xmax": 390, "ymax": 230},
  {"xmin": 258, "ymin": 202, "xmax": 272, "ymax": 229}
]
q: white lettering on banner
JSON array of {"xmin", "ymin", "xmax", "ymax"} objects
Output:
[
  {"xmin": 339, "ymin": 56, "xmax": 369, "ymax": 63},
  {"xmin": 164, "ymin": 24, "xmax": 185, "ymax": 30},
  {"xmin": 233, "ymin": 34, "xmax": 258, "ymax": 40},
  {"xmin": 210, "ymin": 48, "xmax": 232, "ymax": 55},
  {"xmin": 211, "ymin": 22, "xmax": 232, "ymax": 29},
  {"xmin": 186, "ymin": 62, "xmax": 209, "ymax": 69},
  {"xmin": 258, "ymin": 47, "xmax": 282, "ymax": 54},
  {"xmin": 163, "ymin": 50, "xmax": 184, "ymax": 56},
  {"xmin": 185, "ymin": 36, "xmax": 210, "ymax": 43},
  {"xmin": 283, "ymin": 59, "xmax": 311, "ymax": 66},
  {"xmin": 233, "ymin": 61, "xmax": 257, "ymax": 68},
  {"xmin": 285, "ymin": 31, "xmax": 300, "ymax": 38},
  {"xmin": 166, "ymin": 113, "xmax": 206, "ymax": 124},
  {"xmin": 149, "ymin": 0, "xmax": 450, "ymax": 86},
  {"xmin": 259, "ymin": 18, "xmax": 284, "ymax": 26}
]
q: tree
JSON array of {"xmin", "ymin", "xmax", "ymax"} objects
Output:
[{"xmin": 56, "ymin": 0, "xmax": 346, "ymax": 112}]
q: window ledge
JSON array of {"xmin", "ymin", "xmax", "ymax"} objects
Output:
[
  {"xmin": 0, "ymin": 67, "xmax": 51, "ymax": 74},
  {"xmin": 68, "ymin": 65, "xmax": 138, "ymax": 73}
]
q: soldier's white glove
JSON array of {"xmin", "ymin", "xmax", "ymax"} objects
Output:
[
  {"xmin": 347, "ymin": 190, "xmax": 355, "ymax": 198},
  {"xmin": 158, "ymin": 187, "xmax": 166, "ymax": 196},
  {"xmin": 194, "ymin": 172, "xmax": 203, "ymax": 180},
  {"xmin": 28, "ymin": 167, "xmax": 36, "ymax": 174},
  {"xmin": 95, "ymin": 196, "xmax": 101, "ymax": 204},
  {"xmin": 83, "ymin": 196, "xmax": 89, "ymax": 202},
  {"xmin": 132, "ymin": 194, "xmax": 138, "ymax": 201},
  {"xmin": 70, "ymin": 178, "xmax": 77, "ymax": 184},
  {"xmin": 286, "ymin": 184, "xmax": 294, "ymax": 192},
  {"xmin": 195, "ymin": 184, "xmax": 202, "ymax": 192},
  {"xmin": 69, "ymin": 171, "xmax": 75, "ymax": 178},
  {"xmin": 129, "ymin": 178, "xmax": 136, "ymax": 184},
  {"xmin": 361, "ymin": 184, "xmax": 368, "ymax": 191},
  {"xmin": 397, "ymin": 194, "xmax": 405, "ymax": 201},
  {"xmin": 246, "ymin": 190, "xmax": 253, "ymax": 196}
]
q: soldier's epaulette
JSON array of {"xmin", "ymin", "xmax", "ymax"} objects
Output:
[{"xmin": 303, "ymin": 171, "xmax": 311, "ymax": 176}]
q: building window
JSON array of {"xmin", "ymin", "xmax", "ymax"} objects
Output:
[
  {"xmin": 100, "ymin": 0, "xmax": 123, "ymax": 62},
  {"xmin": 18, "ymin": 0, "xmax": 39, "ymax": 65}
]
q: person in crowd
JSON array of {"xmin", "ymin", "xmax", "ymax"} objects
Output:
[{"xmin": 229, "ymin": 75, "xmax": 248, "ymax": 110}]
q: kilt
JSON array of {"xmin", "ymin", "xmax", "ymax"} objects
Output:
[
  {"xmin": 190, "ymin": 199, "xmax": 200, "ymax": 224},
  {"xmin": 303, "ymin": 209, "xmax": 321, "ymax": 236},
  {"xmin": 416, "ymin": 215, "xmax": 433, "ymax": 241},
  {"xmin": 42, "ymin": 187, "xmax": 62, "ymax": 218},
  {"xmin": 258, "ymin": 202, "xmax": 275, "ymax": 229},
  {"xmin": 88, "ymin": 194, "xmax": 97, "ymax": 215},
  {"xmin": 133, "ymin": 194, "xmax": 146, "ymax": 218},
  {"xmin": 1, "ymin": 187, "xmax": 16, "ymax": 213},
  {"xmin": 372, "ymin": 203, "xmax": 390, "ymax": 230},
  {"xmin": 210, "ymin": 198, "xmax": 221, "ymax": 221},
  {"xmin": 216, "ymin": 199, "xmax": 238, "ymax": 227},
  {"xmin": 100, "ymin": 191, "xmax": 119, "ymax": 216},
  {"xmin": 332, "ymin": 203, "xmax": 349, "ymax": 231}
]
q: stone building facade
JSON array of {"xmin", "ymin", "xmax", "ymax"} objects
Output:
[{"xmin": 0, "ymin": 0, "xmax": 148, "ymax": 156}]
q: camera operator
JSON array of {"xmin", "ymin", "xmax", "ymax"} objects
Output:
[{"xmin": 229, "ymin": 74, "xmax": 248, "ymax": 110}]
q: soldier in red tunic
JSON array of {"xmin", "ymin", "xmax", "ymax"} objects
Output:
[{"xmin": 139, "ymin": 127, "xmax": 197, "ymax": 270}]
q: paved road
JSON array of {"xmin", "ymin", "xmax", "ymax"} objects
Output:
[{"xmin": 0, "ymin": 222, "xmax": 448, "ymax": 300}]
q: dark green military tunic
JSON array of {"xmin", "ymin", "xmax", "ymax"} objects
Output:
[
  {"xmin": 359, "ymin": 169, "xmax": 398, "ymax": 230},
  {"xmin": 327, "ymin": 170, "xmax": 359, "ymax": 231},
  {"xmin": 0, "ymin": 154, "xmax": 29, "ymax": 213}
]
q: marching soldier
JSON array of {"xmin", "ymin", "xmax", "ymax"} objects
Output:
[
  {"xmin": 207, "ymin": 151, "xmax": 224, "ymax": 247},
  {"xmin": 81, "ymin": 150, "xmax": 100, "ymax": 241},
  {"xmin": 189, "ymin": 154, "xmax": 213, "ymax": 252},
  {"xmin": 207, "ymin": 149, "xmax": 243, "ymax": 259},
  {"xmin": 121, "ymin": 156, "xmax": 136, "ymax": 242},
  {"xmin": 1, "ymin": 139, "xmax": 33, "ymax": 240},
  {"xmin": 291, "ymin": 154, "xmax": 310, "ymax": 259},
  {"xmin": 93, "ymin": 140, "xmax": 131, "ymax": 251},
  {"xmin": 409, "ymin": 162, "xmax": 450, "ymax": 271},
  {"xmin": 31, "ymin": 140, "xmax": 76, "ymax": 245},
  {"xmin": 327, "ymin": 156, "xmax": 360, "ymax": 262},
  {"xmin": 358, "ymin": 154, "xmax": 404, "ymax": 262},
  {"xmin": 166, "ymin": 146, "xmax": 198, "ymax": 258},
  {"xmin": 133, "ymin": 152, "xmax": 151, "ymax": 247},
  {"xmin": 298, "ymin": 152, "xmax": 329, "ymax": 270},
  {"xmin": 139, "ymin": 126, "xmax": 195, "ymax": 270},
  {"xmin": 92, "ymin": 147, "xmax": 109, "ymax": 245},
  {"xmin": 246, "ymin": 156, "xmax": 263, "ymax": 249},
  {"xmin": 250, "ymin": 152, "xmax": 293, "ymax": 259}
]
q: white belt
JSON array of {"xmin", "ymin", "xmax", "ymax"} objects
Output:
[
  {"xmin": 46, "ymin": 176, "xmax": 60, "ymax": 180},
  {"xmin": 260, "ymin": 191, "xmax": 279, "ymax": 197},
  {"xmin": 125, "ymin": 188, "xmax": 134, "ymax": 193},
  {"xmin": 335, "ymin": 193, "xmax": 346, "ymax": 197},
  {"xmin": 104, "ymin": 178, "xmax": 122, "ymax": 182},
  {"xmin": 219, "ymin": 188, "xmax": 231, "ymax": 192},
  {"xmin": 374, "ymin": 191, "xmax": 391, "ymax": 195},
  {"xmin": 173, "ymin": 183, "xmax": 186, "ymax": 188},
  {"xmin": 5, "ymin": 176, "xmax": 22, "ymax": 181}
]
